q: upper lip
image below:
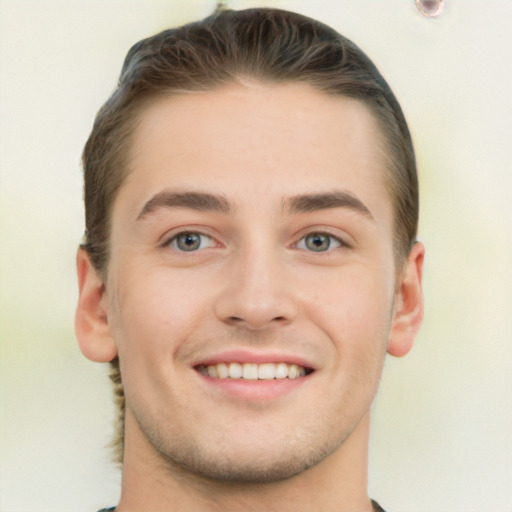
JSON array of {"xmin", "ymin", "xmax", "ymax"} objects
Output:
[{"xmin": 192, "ymin": 349, "xmax": 317, "ymax": 371}]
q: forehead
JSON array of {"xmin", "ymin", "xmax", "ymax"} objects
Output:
[{"xmin": 118, "ymin": 82, "xmax": 392, "ymax": 223}]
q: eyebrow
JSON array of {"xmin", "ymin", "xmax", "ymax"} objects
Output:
[
  {"xmin": 137, "ymin": 191, "xmax": 232, "ymax": 220},
  {"xmin": 136, "ymin": 189, "xmax": 373, "ymax": 221},
  {"xmin": 285, "ymin": 191, "xmax": 374, "ymax": 219}
]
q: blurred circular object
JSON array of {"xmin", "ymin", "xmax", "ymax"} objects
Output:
[{"xmin": 415, "ymin": 0, "xmax": 445, "ymax": 17}]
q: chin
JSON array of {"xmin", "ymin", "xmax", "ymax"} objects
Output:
[{"xmin": 153, "ymin": 429, "xmax": 343, "ymax": 484}]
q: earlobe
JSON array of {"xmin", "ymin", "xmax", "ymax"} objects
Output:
[
  {"xmin": 75, "ymin": 248, "xmax": 118, "ymax": 362},
  {"xmin": 387, "ymin": 242, "xmax": 425, "ymax": 357}
]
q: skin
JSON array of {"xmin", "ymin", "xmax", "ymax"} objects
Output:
[{"xmin": 75, "ymin": 82, "xmax": 424, "ymax": 512}]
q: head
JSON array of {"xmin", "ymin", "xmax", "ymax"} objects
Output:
[
  {"xmin": 82, "ymin": 7, "xmax": 418, "ymax": 275},
  {"xmin": 77, "ymin": 7, "xmax": 422, "ymax": 473}
]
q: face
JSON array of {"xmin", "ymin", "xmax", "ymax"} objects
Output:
[{"xmin": 105, "ymin": 83, "xmax": 400, "ymax": 482}]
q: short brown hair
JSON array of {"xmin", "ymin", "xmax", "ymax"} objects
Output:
[{"xmin": 81, "ymin": 7, "xmax": 418, "ymax": 462}]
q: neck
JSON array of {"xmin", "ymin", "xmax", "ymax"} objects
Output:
[{"xmin": 116, "ymin": 412, "xmax": 374, "ymax": 512}]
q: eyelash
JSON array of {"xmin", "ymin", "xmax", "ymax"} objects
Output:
[
  {"xmin": 294, "ymin": 232, "xmax": 348, "ymax": 253},
  {"xmin": 162, "ymin": 230, "xmax": 349, "ymax": 253},
  {"xmin": 163, "ymin": 231, "xmax": 216, "ymax": 252}
]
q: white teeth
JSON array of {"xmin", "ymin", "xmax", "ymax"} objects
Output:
[
  {"xmin": 258, "ymin": 363, "xmax": 276, "ymax": 380},
  {"xmin": 200, "ymin": 362, "xmax": 309, "ymax": 380},
  {"xmin": 288, "ymin": 364, "xmax": 298, "ymax": 379},
  {"xmin": 275, "ymin": 362, "xmax": 288, "ymax": 379},
  {"xmin": 242, "ymin": 363, "xmax": 258, "ymax": 380},
  {"xmin": 228, "ymin": 362, "xmax": 242, "ymax": 379},
  {"xmin": 217, "ymin": 363, "xmax": 229, "ymax": 379}
]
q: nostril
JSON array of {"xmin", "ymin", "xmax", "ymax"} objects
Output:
[{"xmin": 228, "ymin": 315, "xmax": 287, "ymax": 327}]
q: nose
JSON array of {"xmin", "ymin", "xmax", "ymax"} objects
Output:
[{"xmin": 214, "ymin": 245, "xmax": 298, "ymax": 330}]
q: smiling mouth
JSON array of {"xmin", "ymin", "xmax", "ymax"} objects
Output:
[{"xmin": 196, "ymin": 362, "xmax": 314, "ymax": 380}]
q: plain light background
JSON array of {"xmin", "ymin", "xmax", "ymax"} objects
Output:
[{"xmin": 0, "ymin": 1, "xmax": 511, "ymax": 511}]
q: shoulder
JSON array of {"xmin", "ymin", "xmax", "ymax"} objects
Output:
[{"xmin": 372, "ymin": 500, "xmax": 387, "ymax": 512}]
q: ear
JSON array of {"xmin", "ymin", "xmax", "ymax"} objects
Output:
[
  {"xmin": 387, "ymin": 242, "xmax": 425, "ymax": 357},
  {"xmin": 75, "ymin": 248, "xmax": 118, "ymax": 362}
]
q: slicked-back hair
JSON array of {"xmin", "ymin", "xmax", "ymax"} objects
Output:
[{"xmin": 81, "ymin": 7, "xmax": 418, "ymax": 463}]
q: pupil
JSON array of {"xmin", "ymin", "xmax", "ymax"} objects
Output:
[
  {"xmin": 178, "ymin": 233, "xmax": 200, "ymax": 251},
  {"xmin": 306, "ymin": 233, "xmax": 329, "ymax": 251}
]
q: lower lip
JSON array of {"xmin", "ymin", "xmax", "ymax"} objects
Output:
[{"xmin": 195, "ymin": 372, "xmax": 311, "ymax": 400}]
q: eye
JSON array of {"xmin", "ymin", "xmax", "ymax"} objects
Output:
[
  {"xmin": 296, "ymin": 232, "xmax": 343, "ymax": 252},
  {"xmin": 167, "ymin": 232, "xmax": 215, "ymax": 252}
]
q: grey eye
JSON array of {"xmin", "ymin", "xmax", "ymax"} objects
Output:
[
  {"xmin": 296, "ymin": 231, "xmax": 346, "ymax": 252},
  {"xmin": 305, "ymin": 233, "xmax": 331, "ymax": 251},
  {"xmin": 296, "ymin": 232, "xmax": 343, "ymax": 252},
  {"xmin": 170, "ymin": 232, "xmax": 213, "ymax": 252}
]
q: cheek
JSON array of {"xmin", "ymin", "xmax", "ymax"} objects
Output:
[
  {"xmin": 107, "ymin": 269, "xmax": 211, "ymax": 416},
  {"xmin": 306, "ymin": 267, "xmax": 394, "ymax": 354},
  {"xmin": 108, "ymin": 266, "xmax": 212, "ymax": 361},
  {"xmin": 302, "ymin": 270, "xmax": 391, "ymax": 424}
]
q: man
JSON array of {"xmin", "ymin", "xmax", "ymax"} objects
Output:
[{"xmin": 75, "ymin": 6, "xmax": 424, "ymax": 512}]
